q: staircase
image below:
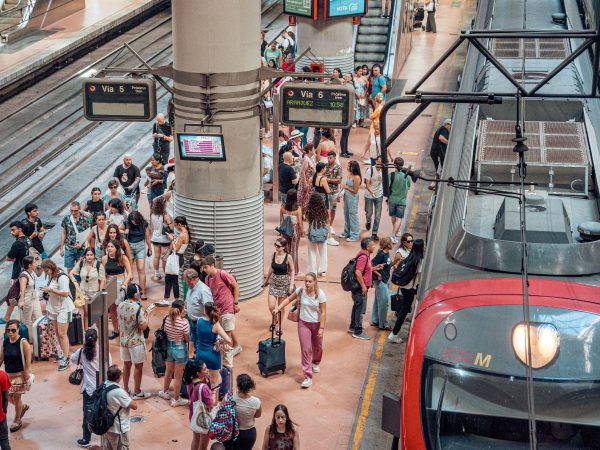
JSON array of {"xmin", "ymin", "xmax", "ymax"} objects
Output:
[
  {"xmin": 0, "ymin": 0, "xmax": 25, "ymax": 35},
  {"xmin": 355, "ymin": 0, "xmax": 392, "ymax": 69}
]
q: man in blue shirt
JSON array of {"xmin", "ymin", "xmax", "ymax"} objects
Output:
[{"xmin": 370, "ymin": 64, "xmax": 387, "ymax": 102}]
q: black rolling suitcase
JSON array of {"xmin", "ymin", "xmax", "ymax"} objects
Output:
[
  {"xmin": 257, "ymin": 313, "xmax": 286, "ymax": 377},
  {"xmin": 68, "ymin": 311, "xmax": 84, "ymax": 345}
]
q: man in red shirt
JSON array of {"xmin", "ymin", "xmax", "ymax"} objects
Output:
[
  {"xmin": 350, "ymin": 238, "xmax": 376, "ymax": 340},
  {"xmin": 281, "ymin": 54, "xmax": 295, "ymax": 72},
  {"xmin": 202, "ymin": 256, "xmax": 241, "ymax": 368},
  {"xmin": 0, "ymin": 369, "xmax": 11, "ymax": 450}
]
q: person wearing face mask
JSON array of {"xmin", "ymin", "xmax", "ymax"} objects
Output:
[{"xmin": 273, "ymin": 273, "xmax": 327, "ymax": 389}]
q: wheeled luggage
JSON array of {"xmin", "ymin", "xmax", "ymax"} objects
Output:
[
  {"xmin": 68, "ymin": 311, "xmax": 84, "ymax": 345},
  {"xmin": 257, "ymin": 313, "xmax": 286, "ymax": 377},
  {"xmin": 32, "ymin": 315, "xmax": 58, "ymax": 360}
]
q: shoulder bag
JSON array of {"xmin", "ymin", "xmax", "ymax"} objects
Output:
[
  {"xmin": 287, "ymin": 288, "xmax": 302, "ymax": 323},
  {"xmin": 165, "ymin": 250, "xmax": 180, "ymax": 275},
  {"xmin": 136, "ymin": 304, "xmax": 150, "ymax": 339},
  {"xmin": 190, "ymin": 383, "xmax": 213, "ymax": 433}
]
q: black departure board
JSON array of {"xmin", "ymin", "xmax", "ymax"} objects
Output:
[
  {"xmin": 280, "ymin": 82, "xmax": 354, "ymax": 129},
  {"xmin": 83, "ymin": 78, "xmax": 156, "ymax": 122}
]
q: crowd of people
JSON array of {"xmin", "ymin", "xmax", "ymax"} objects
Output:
[{"xmin": 0, "ymin": 22, "xmax": 448, "ymax": 450}]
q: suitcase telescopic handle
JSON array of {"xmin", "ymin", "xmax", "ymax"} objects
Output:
[{"xmin": 271, "ymin": 311, "xmax": 282, "ymax": 345}]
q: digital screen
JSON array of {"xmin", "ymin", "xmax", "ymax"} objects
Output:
[
  {"xmin": 326, "ymin": 0, "xmax": 367, "ymax": 18},
  {"xmin": 91, "ymin": 102, "xmax": 146, "ymax": 116},
  {"xmin": 177, "ymin": 133, "xmax": 226, "ymax": 161},
  {"xmin": 284, "ymin": 0, "xmax": 315, "ymax": 17},
  {"xmin": 280, "ymin": 82, "xmax": 353, "ymax": 128},
  {"xmin": 289, "ymin": 109, "xmax": 343, "ymax": 123},
  {"xmin": 83, "ymin": 78, "xmax": 156, "ymax": 122}
]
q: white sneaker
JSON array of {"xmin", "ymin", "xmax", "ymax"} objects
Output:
[
  {"xmin": 312, "ymin": 364, "xmax": 320, "ymax": 373},
  {"xmin": 156, "ymin": 299, "xmax": 171, "ymax": 307},
  {"xmin": 170, "ymin": 398, "xmax": 189, "ymax": 407},
  {"xmin": 346, "ymin": 237, "xmax": 359, "ymax": 242},
  {"xmin": 231, "ymin": 345, "xmax": 243, "ymax": 357},
  {"xmin": 301, "ymin": 377, "xmax": 313, "ymax": 388},
  {"xmin": 326, "ymin": 237, "xmax": 339, "ymax": 246},
  {"xmin": 132, "ymin": 391, "xmax": 152, "ymax": 400},
  {"xmin": 387, "ymin": 332, "xmax": 403, "ymax": 344},
  {"xmin": 330, "ymin": 226, "xmax": 336, "ymax": 235},
  {"xmin": 158, "ymin": 390, "xmax": 171, "ymax": 400},
  {"xmin": 390, "ymin": 236, "xmax": 398, "ymax": 244}
]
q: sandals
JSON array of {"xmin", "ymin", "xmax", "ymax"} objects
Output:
[
  {"xmin": 10, "ymin": 421, "xmax": 22, "ymax": 432},
  {"xmin": 20, "ymin": 404, "xmax": 29, "ymax": 419}
]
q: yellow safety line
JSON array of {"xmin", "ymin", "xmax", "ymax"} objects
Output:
[{"xmin": 350, "ymin": 331, "xmax": 387, "ymax": 450}]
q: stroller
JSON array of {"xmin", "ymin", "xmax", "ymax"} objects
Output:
[{"xmin": 414, "ymin": 3, "xmax": 425, "ymax": 29}]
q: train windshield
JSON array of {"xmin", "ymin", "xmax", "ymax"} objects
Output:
[{"xmin": 422, "ymin": 361, "xmax": 600, "ymax": 449}]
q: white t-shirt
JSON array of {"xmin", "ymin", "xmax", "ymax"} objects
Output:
[
  {"xmin": 233, "ymin": 393, "xmax": 261, "ymax": 430},
  {"xmin": 70, "ymin": 346, "xmax": 112, "ymax": 396},
  {"xmin": 46, "ymin": 275, "xmax": 74, "ymax": 314},
  {"xmin": 105, "ymin": 381, "xmax": 132, "ymax": 433},
  {"xmin": 295, "ymin": 287, "xmax": 326, "ymax": 323},
  {"xmin": 395, "ymin": 246, "xmax": 410, "ymax": 260},
  {"xmin": 364, "ymin": 166, "xmax": 383, "ymax": 199},
  {"xmin": 150, "ymin": 214, "xmax": 170, "ymax": 243}
]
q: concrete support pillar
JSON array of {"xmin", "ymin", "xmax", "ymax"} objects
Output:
[
  {"xmin": 172, "ymin": 0, "xmax": 263, "ymax": 299},
  {"xmin": 296, "ymin": 0, "xmax": 355, "ymax": 75}
]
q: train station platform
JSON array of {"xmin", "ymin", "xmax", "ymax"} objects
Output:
[
  {"xmin": 1, "ymin": 1, "xmax": 475, "ymax": 449},
  {"xmin": 0, "ymin": 0, "xmax": 167, "ymax": 91}
]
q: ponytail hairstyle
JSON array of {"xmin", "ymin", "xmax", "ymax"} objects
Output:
[
  {"xmin": 204, "ymin": 302, "xmax": 221, "ymax": 324},
  {"xmin": 174, "ymin": 216, "xmax": 191, "ymax": 238},
  {"xmin": 168, "ymin": 300, "xmax": 185, "ymax": 324},
  {"xmin": 83, "ymin": 328, "xmax": 98, "ymax": 361},
  {"xmin": 313, "ymin": 162, "xmax": 327, "ymax": 186},
  {"xmin": 183, "ymin": 359, "xmax": 204, "ymax": 385}
]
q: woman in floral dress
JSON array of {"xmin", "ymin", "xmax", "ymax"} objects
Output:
[{"xmin": 297, "ymin": 143, "xmax": 316, "ymax": 218}]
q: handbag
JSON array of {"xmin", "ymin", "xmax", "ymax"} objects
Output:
[
  {"xmin": 390, "ymin": 288, "xmax": 404, "ymax": 313},
  {"xmin": 287, "ymin": 288, "xmax": 302, "ymax": 323},
  {"xmin": 136, "ymin": 304, "xmax": 150, "ymax": 339},
  {"xmin": 68, "ymin": 349, "xmax": 84, "ymax": 386},
  {"xmin": 190, "ymin": 383, "xmax": 213, "ymax": 433},
  {"xmin": 165, "ymin": 251, "xmax": 180, "ymax": 275},
  {"xmin": 275, "ymin": 215, "xmax": 295, "ymax": 238},
  {"xmin": 308, "ymin": 223, "xmax": 328, "ymax": 243},
  {"xmin": 2, "ymin": 279, "xmax": 19, "ymax": 307}
]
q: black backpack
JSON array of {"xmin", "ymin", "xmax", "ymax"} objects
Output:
[
  {"xmin": 86, "ymin": 383, "xmax": 122, "ymax": 435},
  {"xmin": 340, "ymin": 254, "xmax": 368, "ymax": 292},
  {"xmin": 58, "ymin": 272, "xmax": 77, "ymax": 300},
  {"xmin": 151, "ymin": 317, "xmax": 168, "ymax": 377},
  {"xmin": 391, "ymin": 258, "xmax": 419, "ymax": 287}
]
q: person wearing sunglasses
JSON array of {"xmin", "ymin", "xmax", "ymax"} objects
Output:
[
  {"xmin": 0, "ymin": 319, "xmax": 32, "ymax": 432},
  {"xmin": 70, "ymin": 248, "xmax": 106, "ymax": 332},
  {"xmin": 264, "ymin": 237, "xmax": 295, "ymax": 327},
  {"xmin": 393, "ymin": 233, "xmax": 414, "ymax": 265},
  {"xmin": 102, "ymin": 178, "xmax": 126, "ymax": 212}
]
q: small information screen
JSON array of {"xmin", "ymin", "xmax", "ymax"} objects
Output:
[
  {"xmin": 177, "ymin": 133, "xmax": 227, "ymax": 161},
  {"xmin": 326, "ymin": 0, "xmax": 367, "ymax": 18},
  {"xmin": 82, "ymin": 78, "xmax": 156, "ymax": 122},
  {"xmin": 280, "ymin": 82, "xmax": 354, "ymax": 129},
  {"xmin": 284, "ymin": 0, "xmax": 316, "ymax": 18}
]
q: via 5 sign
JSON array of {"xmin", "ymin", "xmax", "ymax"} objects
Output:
[{"xmin": 326, "ymin": 0, "xmax": 367, "ymax": 18}]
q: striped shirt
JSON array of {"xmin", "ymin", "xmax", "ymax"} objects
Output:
[{"xmin": 163, "ymin": 316, "xmax": 190, "ymax": 344}]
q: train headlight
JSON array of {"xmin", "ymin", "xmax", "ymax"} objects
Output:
[{"xmin": 512, "ymin": 322, "xmax": 560, "ymax": 369}]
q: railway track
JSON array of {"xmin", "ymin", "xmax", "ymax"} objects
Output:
[{"xmin": 0, "ymin": 0, "xmax": 286, "ymax": 268}]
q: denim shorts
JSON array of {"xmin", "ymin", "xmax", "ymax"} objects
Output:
[
  {"xmin": 166, "ymin": 341, "xmax": 188, "ymax": 363},
  {"xmin": 129, "ymin": 240, "xmax": 146, "ymax": 260},
  {"xmin": 388, "ymin": 202, "xmax": 406, "ymax": 219},
  {"xmin": 64, "ymin": 248, "xmax": 84, "ymax": 269}
]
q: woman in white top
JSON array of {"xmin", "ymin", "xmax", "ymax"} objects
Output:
[
  {"xmin": 231, "ymin": 373, "xmax": 262, "ymax": 449},
  {"xmin": 41, "ymin": 259, "xmax": 75, "ymax": 372},
  {"xmin": 86, "ymin": 211, "xmax": 108, "ymax": 260},
  {"xmin": 393, "ymin": 233, "xmax": 414, "ymax": 266},
  {"xmin": 273, "ymin": 273, "xmax": 327, "ymax": 389},
  {"xmin": 167, "ymin": 216, "xmax": 190, "ymax": 304},
  {"xmin": 71, "ymin": 247, "xmax": 106, "ymax": 331},
  {"xmin": 69, "ymin": 328, "xmax": 112, "ymax": 448},
  {"xmin": 18, "ymin": 256, "xmax": 42, "ymax": 344},
  {"xmin": 148, "ymin": 196, "xmax": 173, "ymax": 280},
  {"xmin": 106, "ymin": 198, "xmax": 128, "ymax": 233}
]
